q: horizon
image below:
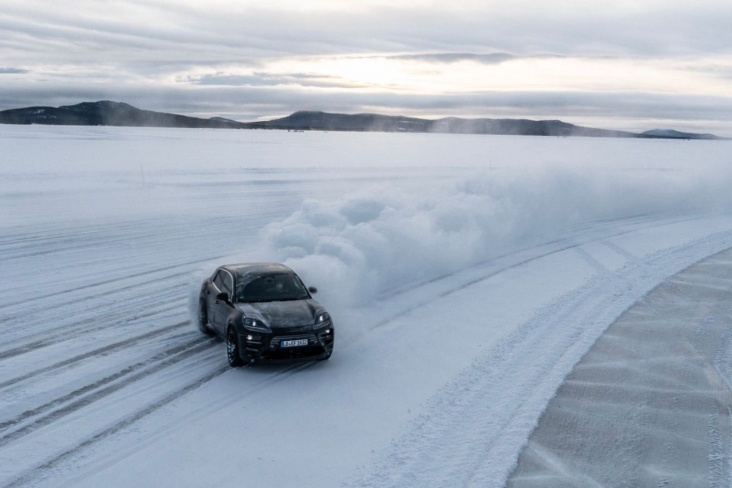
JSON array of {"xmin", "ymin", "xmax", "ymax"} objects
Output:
[
  {"xmin": 2, "ymin": 1, "xmax": 731, "ymax": 137},
  {"xmin": 2, "ymin": 99, "xmax": 722, "ymax": 137},
  {"xmin": 1, "ymin": 99, "xmax": 726, "ymax": 138}
]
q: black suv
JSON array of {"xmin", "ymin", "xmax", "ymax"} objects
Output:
[{"xmin": 198, "ymin": 263, "xmax": 334, "ymax": 366}]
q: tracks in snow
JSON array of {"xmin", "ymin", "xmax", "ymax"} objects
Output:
[
  {"xmin": 0, "ymin": 321, "xmax": 189, "ymax": 389},
  {"xmin": 352, "ymin": 224, "xmax": 732, "ymax": 488},
  {"xmin": 0, "ymin": 212, "xmax": 330, "ymax": 487},
  {"xmin": 0, "ymin": 218, "xmax": 245, "ymax": 487},
  {"xmin": 2, "ymin": 214, "xmax": 732, "ymax": 488},
  {"xmin": 0, "ymin": 335, "xmax": 214, "ymax": 444}
]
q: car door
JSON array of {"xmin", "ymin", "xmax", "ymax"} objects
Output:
[
  {"xmin": 205, "ymin": 270, "xmax": 227, "ymax": 333},
  {"xmin": 217, "ymin": 271, "xmax": 236, "ymax": 332}
]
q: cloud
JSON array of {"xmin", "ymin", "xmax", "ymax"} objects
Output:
[
  {"xmin": 4, "ymin": 1, "xmax": 732, "ymax": 65},
  {"xmin": 0, "ymin": 67, "xmax": 28, "ymax": 74},
  {"xmin": 386, "ymin": 52, "xmax": 518, "ymax": 65},
  {"xmin": 186, "ymin": 72, "xmax": 365, "ymax": 89},
  {"xmin": 1, "ymin": 1, "xmax": 730, "ymax": 134},
  {"xmin": 189, "ymin": 74, "xmax": 302, "ymax": 87},
  {"xmin": 380, "ymin": 52, "xmax": 568, "ymax": 65}
]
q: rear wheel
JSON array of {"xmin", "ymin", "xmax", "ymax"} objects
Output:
[
  {"xmin": 226, "ymin": 327, "xmax": 243, "ymax": 367},
  {"xmin": 197, "ymin": 300, "xmax": 213, "ymax": 336}
]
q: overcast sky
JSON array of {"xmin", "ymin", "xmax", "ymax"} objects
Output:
[{"xmin": 1, "ymin": 0, "xmax": 731, "ymax": 135}]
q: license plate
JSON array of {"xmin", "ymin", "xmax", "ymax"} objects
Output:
[{"xmin": 281, "ymin": 339, "xmax": 308, "ymax": 348}]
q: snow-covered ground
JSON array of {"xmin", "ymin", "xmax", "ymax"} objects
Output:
[{"xmin": 1, "ymin": 125, "xmax": 732, "ymax": 487}]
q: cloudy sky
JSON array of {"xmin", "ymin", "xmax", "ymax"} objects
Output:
[{"xmin": 1, "ymin": 0, "xmax": 731, "ymax": 135}]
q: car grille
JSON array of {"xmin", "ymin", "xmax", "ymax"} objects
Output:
[{"xmin": 269, "ymin": 324, "xmax": 313, "ymax": 335}]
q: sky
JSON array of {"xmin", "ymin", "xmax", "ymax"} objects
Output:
[{"xmin": 1, "ymin": 0, "xmax": 731, "ymax": 135}]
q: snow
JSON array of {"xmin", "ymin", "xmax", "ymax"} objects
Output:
[{"xmin": 1, "ymin": 125, "xmax": 732, "ymax": 487}]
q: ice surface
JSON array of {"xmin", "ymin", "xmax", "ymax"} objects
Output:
[
  {"xmin": 508, "ymin": 248, "xmax": 732, "ymax": 487},
  {"xmin": 2, "ymin": 126, "xmax": 732, "ymax": 487}
]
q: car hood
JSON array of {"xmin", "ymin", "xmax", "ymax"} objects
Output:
[{"xmin": 236, "ymin": 299, "xmax": 321, "ymax": 328}]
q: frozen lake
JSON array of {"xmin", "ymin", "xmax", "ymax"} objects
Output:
[{"xmin": 1, "ymin": 125, "xmax": 732, "ymax": 487}]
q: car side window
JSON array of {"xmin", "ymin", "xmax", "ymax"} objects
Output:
[
  {"xmin": 213, "ymin": 270, "xmax": 233, "ymax": 299},
  {"xmin": 212, "ymin": 270, "xmax": 226, "ymax": 292},
  {"xmin": 222, "ymin": 273, "xmax": 233, "ymax": 298}
]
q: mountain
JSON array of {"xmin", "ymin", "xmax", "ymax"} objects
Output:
[
  {"xmin": 246, "ymin": 111, "xmax": 638, "ymax": 138},
  {"xmin": 250, "ymin": 112, "xmax": 727, "ymax": 139},
  {"xmin": 640, "ymin": 129, "xmax": 719, "ymax": 140},
  {"xmin": 0, "ymin": 101, "xmax": 723, "ymax": 140},
  {"xmin": 0, "ymin": 101, "xmax": 245, "ymax": 129},
  {"xmin": 246, "ymin": 111, "xmax": 432, "ymax": 133}
]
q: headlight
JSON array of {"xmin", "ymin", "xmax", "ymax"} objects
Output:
[
  {"xmin": 242, "ymin": 316, "xmax": 271, "ymax": 333},
  {"xmin": 314, "ymin": 311, "xmax": 331, "ymax": 329}
]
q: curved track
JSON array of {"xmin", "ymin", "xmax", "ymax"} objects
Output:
[
  {"xmin": 3, "ymin": 128, "xmax": 732, "ymax": 488},
  {"xmin": 3, "ymin": 213, "xmax": 732, "ymax": 488}
]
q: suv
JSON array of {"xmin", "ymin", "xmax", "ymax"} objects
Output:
[{"xmin": 198, "ymin": 263, "xmax": 334, "ymax": 366}]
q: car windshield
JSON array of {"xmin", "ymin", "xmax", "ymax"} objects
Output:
[{"xmin": 236, "ymin": 273, "xmax": 310, "ymax": 303}]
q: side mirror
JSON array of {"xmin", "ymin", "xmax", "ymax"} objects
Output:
[
  {"xmin": 308, "ymin": 286, "xmax": 318, "ymax": 294},
  {"xmin": 216, "ymin": 292, "xmax": 229, "ymax": 302}
]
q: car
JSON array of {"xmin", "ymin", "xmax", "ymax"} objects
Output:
[{"xmin": 198, "ymin": 262, "xmax": 334, "ymax": 366}]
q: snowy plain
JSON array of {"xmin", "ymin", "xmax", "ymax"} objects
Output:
[{"xmin": 1, "ymin": 125, "xmax": 732, "ymax": 487}]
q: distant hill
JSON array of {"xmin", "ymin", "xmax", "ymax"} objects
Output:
[
  {"xmin": 249, "ymin": 110, "xmax": 638, "ymax": 138},
  {"xmin": 640, "ymin": 129, "xmax": 719, "ymax": 140},
  {"xmin": 0, "ymin": 101, "xmax": 724, "ymax": 140},
  {"xmin": 0, "ymin": 101, "xmax": 243, "ymax": 129}
]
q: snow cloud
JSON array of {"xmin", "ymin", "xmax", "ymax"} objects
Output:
[{"xmin": 258, "ymin": 161, "xmax": 732, "ymax": 313}]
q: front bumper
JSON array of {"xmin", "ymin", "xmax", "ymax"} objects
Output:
[{"xmin": 237, "ymin": 323, "xmax": 334, "ymax": 362}]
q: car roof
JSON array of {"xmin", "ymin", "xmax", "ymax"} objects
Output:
[{"xmin": 219, "ymin": 262, "xmax": 295, "ymax": 278}]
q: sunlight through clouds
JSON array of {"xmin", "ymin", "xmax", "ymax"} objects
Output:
[{"xmin": 1, "ymin": 0, "xmax": 731, "ymax": 134}]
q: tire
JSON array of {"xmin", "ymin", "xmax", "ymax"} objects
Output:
[
  {"xmin": 197, "ymin": 300, "xmax": 213, "ymax": 336},
  {"xmin": 226, "ymin": 326, "xmax": 244, "ymax": 367}
]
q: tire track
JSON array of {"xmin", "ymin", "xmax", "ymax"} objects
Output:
[
  {"xmin": 0, "ymin": 320, "xmax": 190, "ymax": 389},
  {"xmin": 0, "ymin": 229, "xmax": 167, "ymax": 261},
  {"xmin": 352, "ymin": 225, "xmax": 732, "ymax": 488},
  {"xmin": 0, "ymin": 221, "xmax": 144, "ymax": 247},
  {"xmin": 0, "ymin": 335, "xmax": 213, "ymax": 437},
  {"xmin": 3, "ymin": 359, "xmax": 316, "ymax": 488},
  {"xmin": 353, "ymin": 266, "xmax": 626, "ymax": 488},
  {"xmin": 0, "ymin": 254, "xmax": 223, "ymax": 314},
  {"xmin": 367, "ymin": 214, "xmax": 697, "ymax": 336},
  {"xmin": 0, "ymin": 301, "xmax": 182, "ymax": 360},
  {"xmin": 2, "ymin": 215, "xmax": 724, "ymax": 488}
]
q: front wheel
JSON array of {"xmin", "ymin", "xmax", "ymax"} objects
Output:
[{"xmin": 226, "ymin": 327, "xmax": 244, "ymax": 367}]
